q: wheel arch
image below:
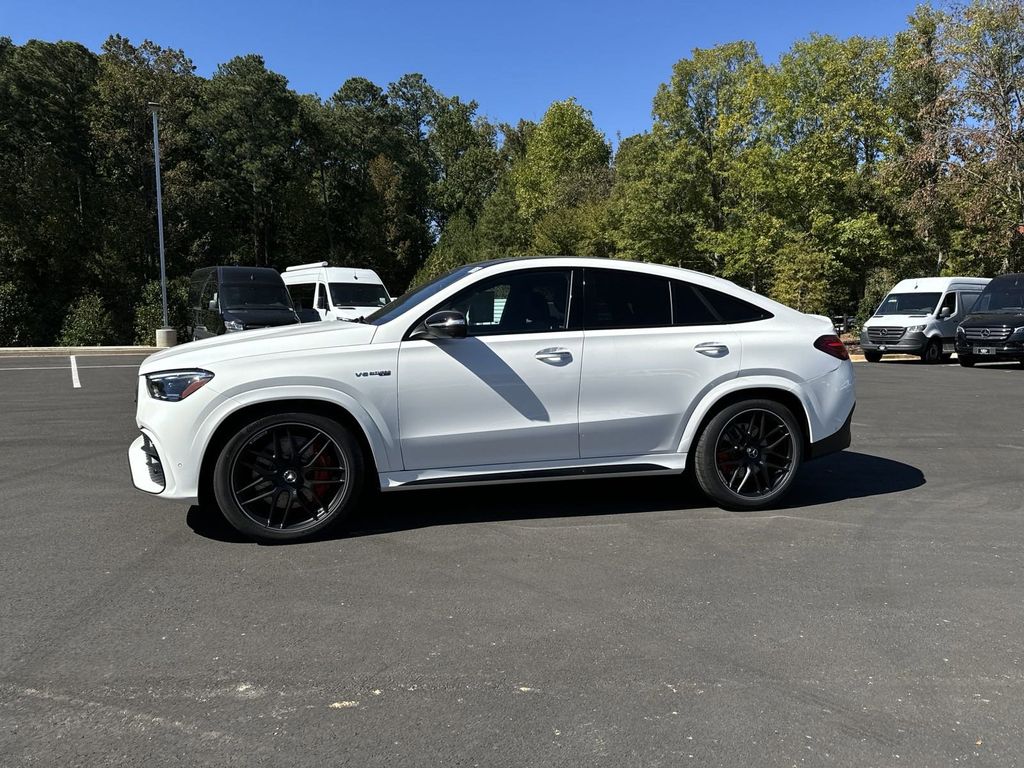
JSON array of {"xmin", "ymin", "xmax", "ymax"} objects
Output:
[
  {"xmin": 198, "ymin": 398, "xmax": 382, "ymax": 504},
  {"xmin": 681, "ymin": 385, "xmax": 812, "ymax": 464}
]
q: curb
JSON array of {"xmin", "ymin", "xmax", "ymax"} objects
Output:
[{"xmin": 0, "ymin": 346, "xmax": 161, "ymax": 358}]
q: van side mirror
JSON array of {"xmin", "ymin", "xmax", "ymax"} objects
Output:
[
  {"xmin": 208, "ymin": 299, "xmax": 218, "ymax": 311},
  {"xmin": 939, "ymin": 306, "xmax": 952, "ymax": 319}
]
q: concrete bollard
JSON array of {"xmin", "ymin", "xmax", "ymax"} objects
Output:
[{"xmin": 155, "ymin": 327, "xmax": 177, "ymax": 348}]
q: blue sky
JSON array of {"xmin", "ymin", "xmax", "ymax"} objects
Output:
[{"xmin": 5, "ymin": 0, "xmax": 921, "ymax": 141}]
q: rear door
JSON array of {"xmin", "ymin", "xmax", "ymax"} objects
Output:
[{"xmin": 577, "ymin": 269, "xmax": 741, "ymax": 458}]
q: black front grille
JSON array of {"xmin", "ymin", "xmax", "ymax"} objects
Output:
[
  {"xmin": 963, "ymin": 327, "xmax": 1012, "ymax": 342},
  {"xmin": 867, "ymin": 326, "xmax": 907, "ymax": 342}
]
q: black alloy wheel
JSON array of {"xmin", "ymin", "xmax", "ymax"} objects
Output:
[
  {"xmin": 213, "ymin": 412, "xmax": 363, "ymax": 542},
  {"xmin": 694, "ymin": 399, "xmax": 803, "ymax": 509}
]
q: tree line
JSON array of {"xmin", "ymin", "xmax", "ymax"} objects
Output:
[{"xmin": 1, "ymin": 0, "xmax": 1023, "ymax": 346}]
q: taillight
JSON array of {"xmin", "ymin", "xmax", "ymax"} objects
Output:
[{"xmin": 814, "ymin": 334, "xmax": 850, "ymax": 361}]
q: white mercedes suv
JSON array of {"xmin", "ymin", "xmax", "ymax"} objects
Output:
[{"xmin": 129, "ymin": 257, "xmax": 855, "ymax": 542}]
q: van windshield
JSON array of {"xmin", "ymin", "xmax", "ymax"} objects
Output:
[
  {"xmin": 330, "ymin": 282, "xmax": 389, "ymax": 307},
  {"xmin": 875, "ymin": 292, "xmax": 940, "ymax": 316},
  {"xmin": 221, "ymin": 283, "xmax": 294, "ymax": 311},
  {"xmin": 972, "ymin": 279, "xmax": 1024, "ymax": 313}
]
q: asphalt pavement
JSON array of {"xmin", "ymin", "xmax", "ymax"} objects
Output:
[{"xmin": 1, "ymin": 354, "xmax": 1023, "ymax": 766}]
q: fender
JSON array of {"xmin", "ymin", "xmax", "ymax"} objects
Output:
[
  {"xmin": 676, "ymin": 372, "xmax": 817, "ymax": 455},
  {"xmin": 190, "ymin": 380, "xmax": 400, "ymax": 476}
]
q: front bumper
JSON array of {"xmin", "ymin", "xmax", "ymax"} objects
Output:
[
  {"xmin": 954, "ymin": 339, "xmax": 1024, "ymax": 362},
  {"xmin": 859, "ymin": 331, "xmax": 927, "ymax": 354}
]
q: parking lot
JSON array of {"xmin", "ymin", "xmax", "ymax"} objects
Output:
[{"xmin": 1, "ymin": 354, "xmax": 1023, "ymax": 766}]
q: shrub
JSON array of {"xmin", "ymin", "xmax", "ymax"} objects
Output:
[
  {"xmin": 58, "ymin": 293, "xmax": 116, "ymax": 346},
  {"xmin": 133, "ymin": 277, "xmax": 191, "ymax": 345}
]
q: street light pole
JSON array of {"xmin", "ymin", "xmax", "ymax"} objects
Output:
[{"xmin": 148, "ymin": 101, "xmax": 173, "ymax": 345}]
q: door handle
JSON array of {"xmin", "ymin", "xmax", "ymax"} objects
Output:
[
  {"xmin": 695, "ymin": 342, "xmax": 729, "ymax": 358},
  {"xmin": 535, "ymin": 347, "xmax": 573, "ymax": 365}
]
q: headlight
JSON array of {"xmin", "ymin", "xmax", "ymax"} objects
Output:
[
  {"xmin": 956, "ymin": 325, "xmax": 965, "ymax": 335},
  {"xmin": 224, "ymin": 320, "xmax": 245, "ymax": 332},
  {"xmin": 907, "ymin": 325, "xmax": 926, "ymax": 333},
  {"xmin": 146, "ymin": 369, "xmax": 214, "ymax": 401},
  {"xmin": 1012, "ymin": 326, "xmax": 1024, "ymax": 339}
]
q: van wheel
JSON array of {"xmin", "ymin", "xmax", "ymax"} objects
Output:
[
  {"xmin": 693, "ymin": 400, "xmax": 803, "ymax": 510},
  {"xmin": 958, "ymin": 355, "xmax": 975, "ymax": 368},
  {"xmin": 922, "ymin": 338, "xmax": 942, "ymax": 364},
  {"xmin": 864, "ymin": 350, "xmax": 882, "ymax": 363},
  {"xmin": 213, "ymin": 412, "xmax": 364, "ymax": 543}
]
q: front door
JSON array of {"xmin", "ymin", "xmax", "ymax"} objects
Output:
[{"xmin": 397, "ymin": 268, "xmax": 582, "ymax": 471}]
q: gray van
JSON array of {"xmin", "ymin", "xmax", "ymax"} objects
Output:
[{"xmin": 188, "ymin": 267, "xmax": 300, "ymax": 340}]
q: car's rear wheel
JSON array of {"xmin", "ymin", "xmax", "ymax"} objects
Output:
[
  {"xmin": 864, "ymin": 350, "xmax": 882, "ymax": 363},
  {"xmin": 958, "ymin": 355, "xmax": 975, "ymax": 368},
  {"xmin": 694, "ymin": 400, "xmax": 803, "ymax": 510},
  {"xmin": 213, "ymin": 412, "xmax": 363, "ymax": 542},
  {"xmin": 922, "ymin": 338, "xmax": 942, "ymax": 364}
]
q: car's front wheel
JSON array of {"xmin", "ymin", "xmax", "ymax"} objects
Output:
[
  {"xmin": 693, "ymin": 400, "xmax": 803, "ymax": 510},
  {"xmin": 213, "ymin": 412, "xmax": 364, "ymax": 542},
  {"xmin": 864, "ymin": 350, "xmax": 882, "ymax": 363},
  {"xmin": 922, "ymin": 338, "xmax": 942, "ymax": 364},
  {"xmin": 958, "ymin": 355, "xmax": 975, "ymax": 368}
]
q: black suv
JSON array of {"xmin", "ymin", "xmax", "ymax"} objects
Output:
[{"xmin": 955, "ymin": 273, "xmax": 1024, "ymax": 367}]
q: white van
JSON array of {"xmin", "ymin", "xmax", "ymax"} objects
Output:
[
  {"xmin": 860, "ymin": 276, "xmax": 990, "ymax": 363},
  {"xmin": 281, "ymin": 262, "xmax": 391, "ymax": 322}
]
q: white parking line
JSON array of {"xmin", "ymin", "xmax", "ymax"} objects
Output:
[{"xmin": 70, "ymin": 355, "xmax": 81, "ymax": 388}]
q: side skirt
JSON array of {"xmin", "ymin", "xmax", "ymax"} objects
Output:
[{"xmin": 379, "ymin": 454, "xmax": 687, "ymax": 491}]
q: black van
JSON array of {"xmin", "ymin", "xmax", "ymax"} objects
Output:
[
  {"xmin": 189, "ymin": 266, "xmax": 300, "ymax": 340},
  {"xmin": 954, "ymin": 272, "xmax": 1024, "ymax": 367}
]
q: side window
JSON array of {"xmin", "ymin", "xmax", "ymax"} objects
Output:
[
  {"xmin": 694, "ymin": 284, "xmax": 773, "ymax": 324},
  {"xmin": 316, "ymin": 283, "xmax": 329, "ymax": 310},
  {"xmin": 584, "ymin": 269, "xmax": 671, "ymax": 329},
  {"xmin": 433, "ymin": 268, "xmax": 572, "ymax": 336},
  {"xmin": 200, "ymin": 277, "xmax": 217, "ymax": 313},
  {"xmin": 939, "ymin": 292, "xmax": 956, "ymax": 316},
  {"xmin": 671, "ymin": 281, "xmax": 720, "ymax": 325},
  {"xmin": 961, "ymin": 292, "xmax": 980, "ymax": 314},
  {"xmin": 288, "ymin": 282, "xmax": 316, "ymax": 311}
]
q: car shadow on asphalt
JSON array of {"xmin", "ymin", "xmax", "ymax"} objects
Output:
[{"xmin": 186, "ymin": 450, "xmax": 924, "ymax": 544}]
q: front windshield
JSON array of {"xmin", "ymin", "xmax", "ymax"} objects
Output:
[
  {"xmin": 330, "ymin": 282, "xmax": 389, "ymax": 307},
  {"xmin": 221, "ymin": 283, "xmax": 294, "ymax": 311},
  {"xmin": 972, "ymin": 278, "xmax": 1024, "ymax": 313},
  {"xmin": 874, "ymin": 292, "xmax": 941, "ymax": 316},
  {"xmin": 364, "ymin": 262, "xmax": 494, "ymax": 325}
]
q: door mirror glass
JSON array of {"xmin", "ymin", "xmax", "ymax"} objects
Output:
[
  {"xmin": 421, "ymin": 310, "xmax": 467, "ymax": 339},
  {"xmin": 939, "ymin": 306, "xmax": 952, "ymax": 319}
]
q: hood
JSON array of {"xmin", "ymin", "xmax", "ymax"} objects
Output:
[
  {"xmin": 140, "ymin": 320, "xmax": 376, "ymax": 374},
  {"xmin": 333, "ymin": 305, "xmax": 384, "ymax": 319},
  {"xmin": 863, "ymin": 314, "xmax": 932, "ymax": 327},
  {"xmin": 961, "ymin": 311, "xmax": 1024, "ymax": 328}
]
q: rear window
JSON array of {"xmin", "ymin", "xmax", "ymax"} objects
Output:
[
  {"xmin": 583, "ymin": 269, "xmax": 672, "ymax": 329},
  {"xmin": 672, "ymin": 280, "xmax": 772, "ymax": 325}
]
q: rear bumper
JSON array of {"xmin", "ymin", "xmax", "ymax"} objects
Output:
[{"xmin": 808, "ymin": 406, "xmax": 853, "ymax": 460}]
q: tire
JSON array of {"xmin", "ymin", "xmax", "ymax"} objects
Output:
[
  {"xmin": 213, "ymin": 412, "xmax": 364, "ymax": 543},
  {"xmin": 958, "ymin": 355, "xmax": 975, "ymax": 368},
  {"xmin": 922, "ymin": 338, "xmax": 942, "ymax": 364},
  {"xmin": 864, "ymin": 350, "xmax": 882, "ymax": 363},
  {"xmin": 693, "ymin": 399, "xmax": 803, "ymax": 510}
]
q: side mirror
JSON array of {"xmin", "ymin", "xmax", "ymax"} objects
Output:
[
  {"xmin": 208, "ymin": 299, "xmax": 218, "ymax": 311},
  {"xmin": 939, "ymin": 306, "xmax": 952, "ymax": 319},
  {"xmin": 419, "ymin": 310, "xmax": 467, "ymax": 339}
]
